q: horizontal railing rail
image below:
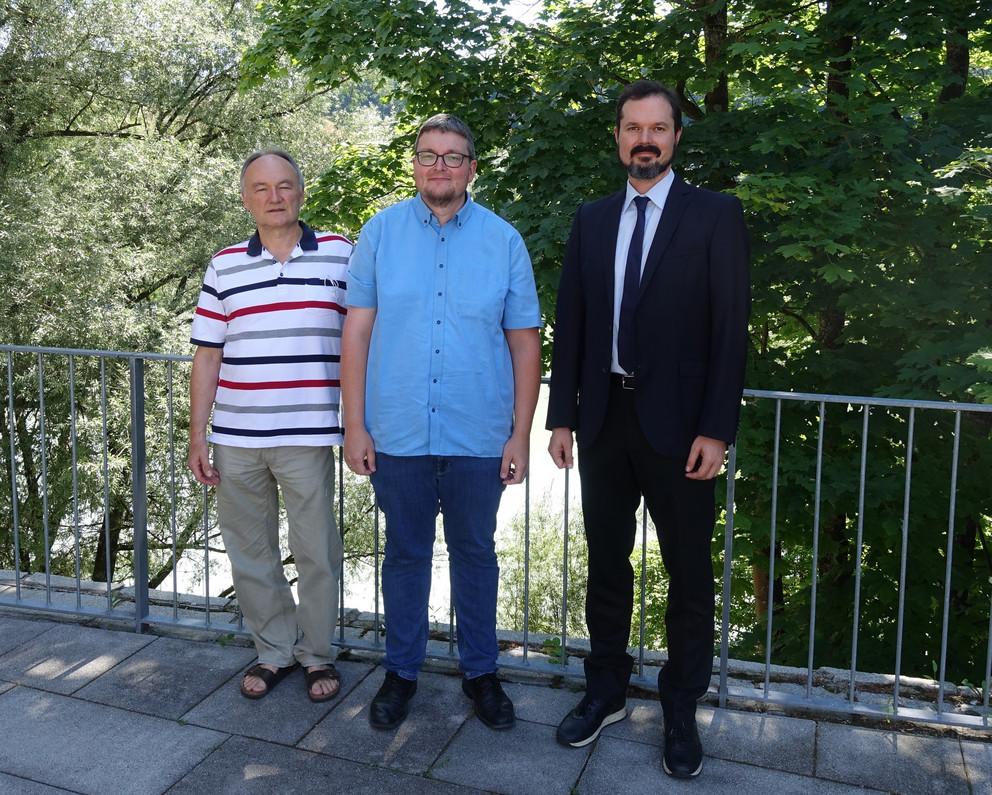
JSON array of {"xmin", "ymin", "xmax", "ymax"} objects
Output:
[{"xmin": 2, "ymin": 343, "xmax": 990, "ymax": 730}]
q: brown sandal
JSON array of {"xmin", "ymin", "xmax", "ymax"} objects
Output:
[
  {"xmin": 305, "ymin": 665, "xmax": 342, "ymax": 703},
  {"xmin": 240, "ymin": 662, "xmax": 299, "ymax": 699}
]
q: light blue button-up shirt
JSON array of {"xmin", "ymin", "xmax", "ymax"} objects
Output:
[{"xmin": 348, "ymin": 194, "xmax": 541, "ymax": 457}]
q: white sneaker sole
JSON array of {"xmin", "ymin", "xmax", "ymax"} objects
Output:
[
  {"xmin": 663, "ymin": 756, "xmax": 703, "ymax": 778},
  {"xmin": 567, "ymin": 707, "xmax": 628, "ymax": 747}
]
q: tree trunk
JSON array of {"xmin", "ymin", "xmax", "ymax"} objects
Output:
[
  {"xmin": 91, "ymin": 486, "xmax": 130, "ymax": 582},
  {"xmin": 938, "ymin": 27, "xmax": 969, "ymax": 103},
  {"xmin": 702, "ymin": 0, "xmax": 729, "ymax": 113}
]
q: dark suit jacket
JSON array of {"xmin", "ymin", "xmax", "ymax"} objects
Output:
[{"xmin": 546, "ymin": 175, "xmax": 751, "ymax": 456}]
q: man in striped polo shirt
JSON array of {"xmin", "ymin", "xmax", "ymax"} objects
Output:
[{"xmin": 188, "ymin": 149, "xmax": 350, "ymax": 702}]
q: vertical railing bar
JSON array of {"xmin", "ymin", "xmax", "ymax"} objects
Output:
[
  {"xmin": 167, "ymin": 361, "xmax": 178, "ymax": 621},
  {"xmin": 7, "ymin": 352, "xmax": 22, "ymax": 600},
  {"xmin": 130, "ymin": 357, "xmax": 148, "ymax": 631},
  {"xmin": 373, "ymin": 496, "xmax": 381, "ymax": 647},
  {"xmin": 849, "ymin": 404, "xmax": 870, "ymax": 703},
  {"xmin": 201, "ymin": 484, "xmax": 210, "ymax": 626},
  {"xmin": 69, "ymin": 355, "xmax": 82, "ymax": 609},
  {"xmin": 338, "ymin": 451, "xmax": 345, "ymax": 643},
  {"xmin": 561, "ymin": 467, "xmax": 570, "ymax": 669},
  {"xmin": 38, "ymin": 353, "xmax": 52, "ymax": 602},
  {"xmin": 806, "ymin": 401, "xmax": 826, "ymax": 698},
  {"xmin": 637, "ymin": 504, "xmax": 647, "ymax": 677},
  {"xmin": 936, "ymin": 411, "xmax": 961, "ymax": 713},
  {"xmin": 763, "ymin": 399, "xmax": 782, "ymax": 697},
  {"xmin": 983, "ymin": 591, "xmax": 992, "ymax": 716},
  {"xmin": 893, "ymin": 407, "xmax": 915, "ymax": 707},
  {"xmin": 522, "ymin": 469, "xmax": 530, "ymax": 663},
  {"xmin": 448, "ymin": 569, "xmax": 456, "ymax": 657},
  {"xmin": 100, "ymin": 358, "xmax": 111, "ymax": 605},
  {"xmin": 718, "ymin": 443, "xmax": 737, "ymax": 709}
]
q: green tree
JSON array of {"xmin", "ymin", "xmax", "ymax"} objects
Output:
[{"xmin": 0, "ymin": 0, "xmax": 353, "ymax": 593}]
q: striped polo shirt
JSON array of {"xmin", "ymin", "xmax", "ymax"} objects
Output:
[{"xmin": 191, "ymin": 222, "xmax": 351, "ymax": 448}]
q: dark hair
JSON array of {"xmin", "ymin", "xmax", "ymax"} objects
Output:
[
  {"xmin": 615, "ymin": 80, "xmax": 683, "ymax": 133},
  {"xmin": 240, "ymin": 149, "xmax": 304, "ymax": 192},
  {"xmin": 415, "ymin": 113, "xmax": 476, "ymax": 160}
]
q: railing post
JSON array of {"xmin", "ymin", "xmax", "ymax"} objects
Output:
[
  {"xmin": 130, "ymin": 357, "xmax": 149, "ymax": 632},
  {"xmin": 719, "ymin": 444, "xmax": 737, "ymax": 709}
]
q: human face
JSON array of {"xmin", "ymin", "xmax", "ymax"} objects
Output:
[
  {"xmin": 413, "ymin": 129, "xmax": 477, "ymax": 213},
  {"xmin": 614, "ymin": 94, "xmax": 682, "ymax": 187},
  {"xmin": 240, "ymin": 154, "xmax": 304, "ymax": 232}
]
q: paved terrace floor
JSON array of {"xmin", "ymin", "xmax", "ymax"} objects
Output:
[{"xmin": 0, "ymin": 612, "xmax": 988, "ymax": 795}]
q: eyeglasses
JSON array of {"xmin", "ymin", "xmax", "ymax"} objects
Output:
[{"xmin": 414, "ymin": 151, "xmax": 471, "ymax": 168}]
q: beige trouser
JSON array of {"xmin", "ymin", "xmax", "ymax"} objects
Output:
[{"xmin": 214, "ymin": 444, "xmax": 341, "ymax": 668}]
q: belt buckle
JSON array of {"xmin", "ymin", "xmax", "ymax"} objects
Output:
[{"xmin": 620, "ymin": 374, "xmax": 635, "ymax": 391}]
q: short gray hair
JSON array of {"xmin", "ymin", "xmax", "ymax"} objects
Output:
[
  {"xmin": 240, "ymin": 149, "xmax": 304, "ymax": 192},
  {"xmin": 414, "ymin": 114, "xmax": 476, "ymax": 161}
]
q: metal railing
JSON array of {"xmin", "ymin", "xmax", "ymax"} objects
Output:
[{"xmin": 1, "ymin": 343, "xmax": 991, "ymax": 730}]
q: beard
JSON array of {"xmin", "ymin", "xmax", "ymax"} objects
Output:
[{"xmin": 623, "ymin": 144, "xmax": 675, "ymax": 180}]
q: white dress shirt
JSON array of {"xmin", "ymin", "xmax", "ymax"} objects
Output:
[{"xmin": 611, "ymin": 169, "xmax": 676, "ymax": 375}]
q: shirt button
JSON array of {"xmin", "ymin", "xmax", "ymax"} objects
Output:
[
  {"xmin": 436, "ymin": 320, "xmax": 441, "ymax": 325},
  {"xmin": 437, "ymin": 291, "xmax": 442, "ymax": 296},
  {"xmin": 435, "ymin": 349, "xmax": 440, "ymax": 354},
  {"xmin": 441, "ymin": 237, "xmax": 446, "ymax": 242},
  {"xmin": 439, "ymin": 264, "xmax": 444, "ymax": 268},
  {"xmin": 433, "ymin": 378, "xmax": 438, "ymax": 383},
  {"xmin": 431, "ymin": 408, "xmax": 437, "ymax": 413}
]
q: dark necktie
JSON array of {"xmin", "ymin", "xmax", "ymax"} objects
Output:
[{"xmin": 618, "ymin": 195, "xmax": 650, "ymax": 375}]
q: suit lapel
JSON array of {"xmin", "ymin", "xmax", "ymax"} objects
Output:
[
  {"xmin": 598, "ymin": 191, "xmax": 625, "ymax": 299},
  {"xmin": 639, "ymin": 175, "xmax": 693, "ymax": 299}
]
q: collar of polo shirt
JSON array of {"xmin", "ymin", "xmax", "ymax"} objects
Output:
[{"xmin": 246, "ymin": 220, "xmax": 319, "ymax": 257}]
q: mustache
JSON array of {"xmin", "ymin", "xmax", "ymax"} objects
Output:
[{"xmin": 630, "ymin": 144, "xmax": 662, "ymax": 157}]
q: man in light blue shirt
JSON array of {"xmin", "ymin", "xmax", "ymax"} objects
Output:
[{"xmin": 341, "ymin": 113, "xmax": 541, "ymax": 732}]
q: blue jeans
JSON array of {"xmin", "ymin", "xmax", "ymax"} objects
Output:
[{"xmin": 371, "ymin": 453, "xmax": 505, "ymax": 680}]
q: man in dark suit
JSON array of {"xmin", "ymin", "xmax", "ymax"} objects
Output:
[{"xmin": 546, "ymin": 80, "xmax": 750, "ymax": 778}]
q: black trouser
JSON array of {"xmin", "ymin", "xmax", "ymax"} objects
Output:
[{"xmin": 577, "ymin": 382, "xmax": 716, "ymax": 714}]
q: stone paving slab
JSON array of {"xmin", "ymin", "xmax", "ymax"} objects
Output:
[
  {"xmin": 601, "ymin": 697, "xmax": 817, "ymax": 775},
  {"xmin": 0, "ymin": 687, "xmax": 226, "ymax": 795},
  {"xmin": 960, "ymin": 740, "xmax": 991, "ymax": 794},
  {"xmin": 501, "ymin": 680, "xmax": 583, "ymax": 726},
  {"xmin": 816, "ymin": 723, "xmax": 969, "ymax": 794},
  {"xmin": 166, "ymin": 735, "xmax": 476, "ymax": 794},
  {"xmin": 181, "ymin": 658, "xmax": 374, "ymax": 745},
  {"xmin": 577, "ymin": 734, "xmax": 878, "ymax": 794},
  {"xmin": 0, "ymin": 623, "xmax": 154, "ymax": 694},
  {"xmin": 0, "ymin": 681, "xmax": 14, "ymax": 696},
  {"xmin": 0, "ymin": 772, "xmax": 77, "ymax": 794},
  {"xmin": 74, "ymin": 636, "xmax": 256, "ymax": 720},
  {"xmin": 0, "ymin": 616, "xmax": 55, "ymax": 657},
  {"xmin": 299, "ymin": 669, "xmax": 471, "ymax": 775},
  {"xmin": 431, "ymin": 718, "xmax": 591, "ymax": 795}
]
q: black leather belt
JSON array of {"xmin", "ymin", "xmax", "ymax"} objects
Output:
[{"xmin": 611, "ymin": 373, "xmax": 636, "ymax": 391}]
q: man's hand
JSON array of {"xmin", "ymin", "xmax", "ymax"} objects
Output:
[
  {"xmin": 548, "ymin": 427, "xmax": 574, "ymax": 469},
  {"xmin": 188, "ymin": 435, "xmax": 220, "ymax": 486},
  {"xmin": 344, "ymin": 427, "xmax": 377, "ymax": 476},
  {"xmin": 501, "ymin": 432, "xmax": 529, "ymax": 485},
  {"xmin": 685, "ymin": 435, "xmax": 727, "ymax": 480}
]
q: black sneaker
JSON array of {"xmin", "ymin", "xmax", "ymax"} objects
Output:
[
  {"xmin": 462, "ymin": 673, "xmax": 515, "ymax": 730},
  {"xmin": 369, "ymin": 671, "xmax": 417, "ymax": 730},
  {"xmin": 556, "ymin": 694, "xmax": 627, "ymax": 747},
  {"xmin": 662, "ymin": 711, "xmax": 703, "ymax": 778}
]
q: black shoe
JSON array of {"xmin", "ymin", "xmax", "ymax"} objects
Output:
[
  {"xmin": 556, "ymin": 694, "xmax": 626, "ymax": 747},
  {"xmin": 662, "ymin": 710, "xmax": 703, "ymax": 778},
  {"xmin": 462, "ymin": 673, "xmax": 515, "ymax": 730},
  {"xmin": 369, "ymin": 671, "xmax": 417, "ymax": 730}
]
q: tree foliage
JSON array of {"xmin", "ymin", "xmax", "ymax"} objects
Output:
[
  {"xmin": 0, "ymin": 0, "xmax": 349, "ymax": 592},
  {"xmin": 247, "ymin": 0, "xmax": 992, "ymax": 685}
]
